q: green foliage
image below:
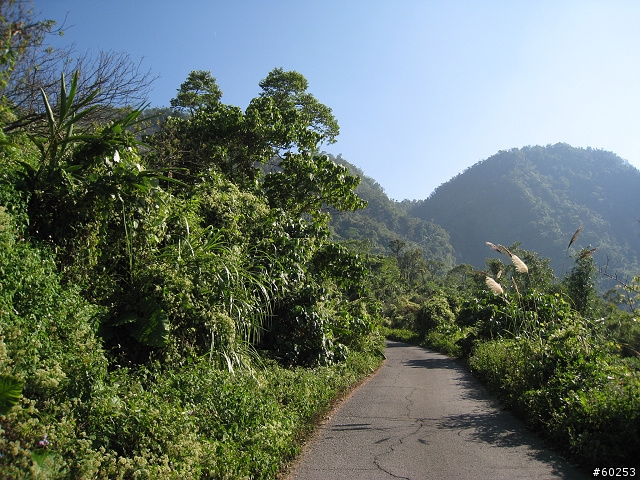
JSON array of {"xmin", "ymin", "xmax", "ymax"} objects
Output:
[
  {"xmin": 468, "ymin": 320, "xmax": 640, "ymax": 467},
  {"xmin": 153, "ymin": 67, "xmax": 341, "ymax": 188},
  {"xmin": 257, "ymin": 67, "xmax": 339, "ymax": 146},
  {"xmin": 0, "ymin": 62, "xmax": 384, "ymax": 477},
  {"xmin": 263, "ymin": 153, "xmax": 366, "ymax": 226},
  {"xmin": 170, "ymin": 70, "xmax": 222, "ymax": 114},
  {"xmin": 329, "ymin": 154, "xmax": 456, "ymax": 267},
  {"xmin": 1, "ymin": 347, "xmax": 381, "ymax": 478},
  {"xmin": 0, "ymin": 375, "xmax": 23, "ymax": 416},
  {"xmin": 380, "ymin": 239, "xmax": 640, "ymax": 470},
  {"xmin": 414, "ymin": 295, "xmax": 455, "ymax": 336},
  {"xmin": 0, "ymin": 207, "xmax": 107, "ymax": 401},
  {"xmin": 562, "ymin": 248, "xmax": 600, "ymax": 317}
]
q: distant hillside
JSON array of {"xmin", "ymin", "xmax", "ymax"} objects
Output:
[
  {"xmin": 406, "ymin": 143, "xmax": 640, "ymax": 279},
  {"xmin": 327, "ymin": 154, "xmax": 455, "ymax": 266}
]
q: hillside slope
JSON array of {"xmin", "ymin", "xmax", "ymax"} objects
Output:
[
  {"xmin": 407, "ymin": 143, "xmax": 640, "ymax": 278},
  {"xmin": 327, "ymin": 154, "xmax": 455, "ymax": 266}
]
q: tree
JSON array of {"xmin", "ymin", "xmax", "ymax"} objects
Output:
[
  {"xmin": 261, "ymin": 152, "xmax": 366, "ymax": 226},
  {"xmin": 563, "ymin": 247, "xmax": 599, "ymax": 317},
  {"xmin": 152, "ymin": 68, "xmax": 343, "ymax": 187},
  {"xmin": 255, "ymin": 67, "xmax": 339, "ymax": 150},
  {"xmin": 398, "ymin": 248, "xmax": 426, "ymax": 283},
  {"xmin": 170, "ymin": 70, "xmax": 222, "ymax": 115},
  {"xmin": 388, "ymin": 239, "xmax": 406, "ymax": 258}
]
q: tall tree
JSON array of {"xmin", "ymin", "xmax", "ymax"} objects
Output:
[
  {"xmin": 255, "ymin": 67, "xmax": 339, "ymax": 151},
  {"xmin": 170, "ymin": 70, "xmax": 222, "ymax": 115},
  {"xmin": 153, "ymin": 68, "xmax": 342, "ymax": 187}
]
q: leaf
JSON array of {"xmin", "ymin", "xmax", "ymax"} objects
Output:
[
  {"xmin": 40, "ymin": 87, "xmax": 56, "ymax": 137},
  {"xmin": 128, "ymin": 298, "xmax": 170, "ymax": 347},
  {"xmin": 111, "ymin": 311, "xmax": 139, "ymax": 326},
  {"xmin": 0, "ymin": 374, "xmax": 24, "ymax": 416},
  {"xmin": 31, "ymin": 450, "xmax": 61, "ymax": 473}
]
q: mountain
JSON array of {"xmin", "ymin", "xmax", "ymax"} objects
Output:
[
  {"xmin": 327, "ymin": 154, "xmax": 456, "ymax": 266},
  {"xmin": 406, "ymin": 143, "xmax": 640, "ymax": 280}
]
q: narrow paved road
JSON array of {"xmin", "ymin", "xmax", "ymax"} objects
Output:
[{"xmin": 286, "ymin": 340, "xmax": 587, "ymax": 479}]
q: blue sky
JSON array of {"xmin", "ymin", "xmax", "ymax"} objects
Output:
[{"xmin": 38, "ymin": 1, "xmax": 640, "ymax": 200}]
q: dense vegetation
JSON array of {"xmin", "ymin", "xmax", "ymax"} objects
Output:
[
  {"xmin": 382, "ymin": 237, "xmax": 640, "ymax": 471},
  {"xmin": 406, "ymin": 143, "xmax": 640, "ymax": 283},
  {"xmin": 2, "ymin": 3, "xmax": 639, "ymax": 478},
  {"xmin": 328, "ymin": 149, "xmax": 640, "ymax": 468},
  {"xmin": 0, "ymin": 6, "xmax": 383, "ymax": 477}
]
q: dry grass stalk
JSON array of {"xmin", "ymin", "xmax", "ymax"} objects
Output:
[
  {"xmin": 579, "ymin": 247, "xmax": 599, "ymax": 259},
  {"xmin": 485, "ymin": 276, "xmax": 504, "ymax": 295},
  {"xmin": 486, "ymin": 241, "xmax": 513, "ymax": 257},
  {"xmin": 568, "ymin": 226, "xmax": 583, "ymax": 249},
  {"xmin": 511, "ymin": 254, "xmax": 528, "ymax": 274},
  {"xmin": 512, "ymin": 277, "xmax": 521, "ymax": 296},
  {"xmin": 486, "ymin": 242, "xmax": 501, "ymax": 252}
]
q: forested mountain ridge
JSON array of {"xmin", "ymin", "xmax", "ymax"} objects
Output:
[
  {"xmin": 405, "ymin": 143, "xmax": 640, "ymax": 278},
  {"xmin": 327, "ymin": 154, "xmax": 455, "ymax": 267}
]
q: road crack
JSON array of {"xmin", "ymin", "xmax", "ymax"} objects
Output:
[{"xmin": 372, "ymin": 387, "xmax": 424, "ymax": 479}]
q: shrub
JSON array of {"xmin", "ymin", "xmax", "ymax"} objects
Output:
[
  {"xmin": 468, "ymin": 317, "xmax": 640, "ymax": 467},
  {"xmin": 414, "ymin": 295, "xmax": 455, "ymax": 336},
  {"xmin": 0, "ymin": 207, "xmax": 109, "ymax": 476}
]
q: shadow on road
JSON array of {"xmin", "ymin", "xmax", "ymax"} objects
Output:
[
  {"xmin": 403, "ymin": 357, "xmax": 458, "ymax": 370},
  {"xmin": 402, "ymin": 355, "xmax": 492, "ymax": 403},
  {"xmin": 385, "ymin": 340, "xmax": 411, "ymax": 348},
  {"xmin": 437, "ymin": 410, "xmax": 580, "ymax": 477},
  {"xmin": 330, "ymin": 423, "xmax": 373, "ymax": 432}
]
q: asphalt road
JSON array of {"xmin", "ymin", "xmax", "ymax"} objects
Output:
[{"xmin": 286, "ymin": 340, "xmax": 588, "ymax": 480}]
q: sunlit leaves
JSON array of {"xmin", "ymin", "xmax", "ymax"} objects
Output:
[
  {"xmin": 170, "ymin": 70, "xmax": 222, "ymax": 114},
  {"xmin": 262, "ymin": 153, "xmax": 366, "ymax": 227}
]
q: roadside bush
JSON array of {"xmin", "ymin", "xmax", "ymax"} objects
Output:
[
  {"xmin": 468, "ymin": 318, "xmax": 640, "ymax": 467},
  {"xmin": 1, "ymin": 348, "xmax": 382, "ymax": 478},
  {"xmin": 414, "ymin": 295, "xmax": 455, "ymax": 336},
  {"xmin": 0, "ymin": 207, "xmax": 109, "ymax": 477},
  {"xmin": 385, "ymin": 295, "xmax": 420, "ymax": 330}
]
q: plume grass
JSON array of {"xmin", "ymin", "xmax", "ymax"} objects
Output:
[
  {"xmin": 579, "ymin": 247, "xmax": 599, "ymax": 259},
  {"xmin": 485, "ymin": 276, "xmax": 504, "ymax": 295},
  {"xmin": 568, "ymin": 226, "xmax": 583, "ymax": 249},
  {"xmin": 511, "ymin": 254, "xmax": 528, "ymax": 274},
  {"xmin": 486, "ymin": 241, "xmax": 501, "ymax": 253}
]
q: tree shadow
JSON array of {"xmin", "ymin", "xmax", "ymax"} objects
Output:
[
  {"xmin": 402, "ymin": 357, "xmax": 458, "ymax": 370},
  {"xmin": 385, "ymin": 340, "xmax": 412, "ymax": 348},
  {"xmin": 402, "ymin": 355, "xmax": 493, "ymax": 402},
  {"xmin": 436, "ymin": 411, "xmax": 586, "ymax": 478},
  {"xmin": 331, "ymin": 423, "xmax": 374, "ymax": 432}
]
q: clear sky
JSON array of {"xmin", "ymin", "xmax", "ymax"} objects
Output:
[{"xmin": 37, "ymin": 1, "xmax": 640, "ymax": 201}]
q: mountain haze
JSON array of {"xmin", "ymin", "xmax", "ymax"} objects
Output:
[{"xmin": 406, "ymin": 143, "xmax": 640, "ymax": 279}]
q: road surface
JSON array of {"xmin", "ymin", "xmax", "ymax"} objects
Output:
[{"xmin": 286, "ymin": 340, "xmax": 587, "ymax": 479}]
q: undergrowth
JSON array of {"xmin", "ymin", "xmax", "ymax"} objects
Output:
[{"xmin": 1, "ymin": 349, "xmax": 383, "ymax": 479}]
